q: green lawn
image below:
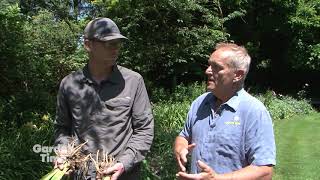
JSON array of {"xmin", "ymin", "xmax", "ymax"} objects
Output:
[{"xmin": 273, "ymin": 113, "xmax": 320, "ymax": 180}]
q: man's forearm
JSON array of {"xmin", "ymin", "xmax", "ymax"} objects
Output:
[
  {"xmin": 215, "ymin": 165, "xmax": 273, "ymax": 180},
  {"xmin": 119, "ymin": 131, "xmax": 153, "ymax": 171},
  {"xmin": 54, "ymin": 124, "xmax": 72, "ymax": 146}
]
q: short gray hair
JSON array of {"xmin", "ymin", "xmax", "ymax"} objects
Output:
[{"xmin": 215, "ymin": 43, "xmax": 251, "ymax": 79}]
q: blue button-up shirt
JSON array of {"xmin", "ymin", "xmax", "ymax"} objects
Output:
[{"xmin": 180, "ymin": 89, "xmax": 276, "ymax": 174}]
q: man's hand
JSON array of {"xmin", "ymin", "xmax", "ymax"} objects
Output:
[
  {"xmin": 53, "ymin": 147, "xmax": 69, "ymax": 170},
  {"xmin": 175, "ymin": 142, "xmax": 196, "ymax": 172},
  {"xmin": 54, "ymin": 156, "xmax": 67, "ymax": 170},
  {"xmin": 100, "ymin": 162, "xmax": 125, "ymax": 180},
  {"xmin": 176, "ymin": 160, "xmax": 216, "ymax": 180},
  {"xmin": 53, "ymin": 148, "xmax": 72, "ymax": 175}
]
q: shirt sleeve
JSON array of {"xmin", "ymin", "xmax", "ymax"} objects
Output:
[
  {"xmin": 245, "ymin": 106, "xmax": 276, "ymax": 166},
  {"xmin": 117, "ymin": 76, "xmax": 154, "ymax": 172},
  {"xmin": 54, "ymin": 79, "xmax": 72, "ymax": 147},
  {"xmin": 179, "ymin": 106, "xmax": 194, "ymax": 140}
]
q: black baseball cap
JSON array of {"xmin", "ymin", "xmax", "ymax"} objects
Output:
[{"xmin": 84, "ymin": 17, "xmax": 127, "ymax": 41}]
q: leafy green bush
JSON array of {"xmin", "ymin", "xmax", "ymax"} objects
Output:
[
  {"xmin": 100, "ymin": 0, "xmax": 230, "ymax": 87},
  {"xmin": 288, "ymin": 0, "xmax": 320, "ymax": 70},
  {"xmin": 0, "ymin": 114, "xmax": 54, "ymax": 179},
  {"xmin": 257, "ymin": 90, "xmax": 315, "ymax": 120},
  {"xmin": 142, "ymin": 82, "xmax": 206, "ymax": 179},
  {"xmin": 0, "ymin": 4, "xmax": 26, "ymax": 96},
  {"xmin": 145, "ymin": 101, "xmax": 191, "ymax": 179},
  {"xmin": 0, "ymin": 5, "xmax": 83, "ymax": 129},
  {"xmin": 0, "ymin": 92, "xmax": 55, "ymax": 128},
  {"xmin": 150, "ymin": 82, "xmax": 206, "ymax": 103}
]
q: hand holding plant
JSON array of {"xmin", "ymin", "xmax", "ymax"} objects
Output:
[{"xmin": 41, "ymin": 141, "xmax": 89, "ymax": 180}]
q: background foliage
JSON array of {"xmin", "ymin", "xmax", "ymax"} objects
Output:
[{"xmin": 101, "ymin": 0, "xmax": 230, "ymax": 88}]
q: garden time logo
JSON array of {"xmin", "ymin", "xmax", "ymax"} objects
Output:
[{"xmin": 32, "ymin": 144, "xmax": 59, "ymax": 162}]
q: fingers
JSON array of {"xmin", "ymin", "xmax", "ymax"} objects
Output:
[
  {"xmin": 177, "ymin": 157, "xmax": 186, "ymax": 172},
  {"xmin": 54, "ymin": 147, "xmax": 69, "ymax": 170},
  {"xmin": 101, "ymin": 163, "xmax": 124, "ymax": 180},
  {"xmin": 111, "ymin": 170, "xmax": 122, "ymax": 180},
  {"xmin": 57, "ymin": 158, "xmax": 65, "ymax": 170},
  {"xmin": 54, "ymin": 156, "xmax": 66, "ymax": 170},
  {"xmin": 53, "ymin": 159, "xmax": 58, "ymax": 168},
  {"xmin": 65, "ymin": 169, "xmax": 73, "ymax": 175},
  {"xmin": 197, "ymin": 160, "xmax": 212, "ymax": 173},
  {"xmin": 96, "ymin": 172, "xmax": 102, "ymax": 180},
  {"xmin": 176, "ymin": 171, "xmax": 201, "ymax": 180},
  {"xmin": 102, "ymin": 163, "xmax": 121, "ymax": 174},
  {"xmin": 176, "ymin": 143, "xmax": 196, "ymax": 172},
  {"xmin": 54, "ymin": 156, "xmax": 73, "ymax": 177},
  {"xmin": 187, "ymin": 143, "xmax": 196, "ymax": 150},
  {"xmin": 180, "ymin": 148, "xmax": 188, "ymax": 164},
  {"xmin": 177, "ymin": 148, "xmax": 188, "ymax": 172},
  {"xmin": 176, "ymin": 160, "xmax": 215, "ymax": 180}
]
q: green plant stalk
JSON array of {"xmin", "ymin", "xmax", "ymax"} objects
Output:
[
  {"xmin": 50, "ymin": 165, "xmax": 70, "ymax": 180},
  {"xmin": 40, "ymin": 162, "xmax": 70, "ymax": 180},
  {"xmin": 40, "ymin": 168, "xmax": 60, "ymax": 180},
  {"xmin": 103, "ymin": 176, "xmax": 111, "ymax": 180}
]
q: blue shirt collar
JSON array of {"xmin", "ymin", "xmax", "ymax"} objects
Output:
[
  {"xmin": 207, "ymin": 88, "xmax": 245, "ymax": 112},
  {"xmin": 224, "ymin": 88, "xmax": 245, "ymax": 112}
]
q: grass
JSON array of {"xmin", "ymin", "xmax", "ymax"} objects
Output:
[{"xmin": 273, "ymin": 113, "xmax": 320, "ymax": 180}]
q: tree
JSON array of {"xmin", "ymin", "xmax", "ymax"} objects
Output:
[
  {"xmin": 0, "ymin": 4, "xmax": 84, "ymax": 128},
  {"xmin": 91, "ymin": 0, "xmax": 233, "ymax": 88},
  {"xmin": 287, "ymin": 0, "xmax": 320, "ymax": 70}
]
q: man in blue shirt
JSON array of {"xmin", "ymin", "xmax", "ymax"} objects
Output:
[{"xmin": 174, "ymin": 43, "xmax": 276, "ymax": 179}]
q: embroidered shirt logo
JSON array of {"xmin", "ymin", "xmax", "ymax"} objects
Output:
[
  {"xmin": 225, "ymin": 115, "xmax": 241, "ymax": 125},
  {"xmin": 233, "ymin": 116, "xmax": 240, "ymax": 121}
]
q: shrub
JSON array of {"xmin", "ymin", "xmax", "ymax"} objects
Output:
[
  {"xmin": 0, "ymin": 113, "xmax": 54, "ymax": 179},
  {"xmin": 150, "ymin": 82, "xmax": 206, "ymax": 103},
  {"xmin": 257, "ymin": 90, "xmax": 315, "ymax": 121},
  {"xmin": 144, "ymin": 100, "xmax": 191, "ymax": 179}
]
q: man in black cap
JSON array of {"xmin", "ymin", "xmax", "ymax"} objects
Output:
[{"xmin": 54, "ymin": 17, "xmax": 154, "ymax": 180}]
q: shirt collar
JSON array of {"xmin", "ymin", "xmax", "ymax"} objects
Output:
[
  {"xmin": 81, "ymin": 64, "xmax": 94, "ymax": 84},
  {"xmin": 206, "ymin": 88, "xmax": 245, "ymax": 112},
  {"xmin": 223, "ymin": 88, "xmax": 245, "ymax": 112},
  {"xmin": 107, "ymin": 65, "xmax": 122, "ymax": 84},
  {"xmin": 80, "ymin": 63, "xmax": 122, "ymax": 85}
]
